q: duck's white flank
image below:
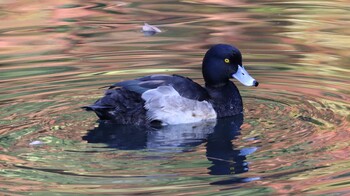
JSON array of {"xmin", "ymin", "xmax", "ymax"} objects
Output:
[{"xmin": 141, "ymin": 86, "xmax": 217, "ymax": 125}]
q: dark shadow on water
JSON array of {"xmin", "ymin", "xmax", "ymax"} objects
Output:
[
  {"xmin": 207, "ymin": 116, "xmax": 251, "ymax": 175},
  {"xmin": 83, "ymin": 114, "xmax": 258, "ymax": 179}
]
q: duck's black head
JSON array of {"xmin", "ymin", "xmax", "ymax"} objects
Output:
[{"xmin": 202, "ymin": 44, "xmax": 259, "ymax": 87}]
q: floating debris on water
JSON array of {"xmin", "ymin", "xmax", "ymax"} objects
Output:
[
  {"xmin": 142, "ymin": 23, "xmax": 162, "ymax": 36},
  {"xmin": 29, "ymin": 140, "xmax": 44, "ymax": 146}
]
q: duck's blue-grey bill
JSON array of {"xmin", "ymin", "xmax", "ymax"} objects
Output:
[{"xmin": 232, "ymin": 65, "xmax": 258, "ymax": 87}]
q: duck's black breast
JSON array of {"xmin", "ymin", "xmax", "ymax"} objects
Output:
[
  {"xmin": 205, "ymin": 81, "xmax": 243, "ymax": 118},
  {"xmin": 84, "ymin": 74, "xmax": 211, "ymax": 125}
]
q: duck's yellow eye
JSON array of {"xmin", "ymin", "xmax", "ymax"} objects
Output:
[{"xmin": 224, "ymin": 58, "xmax": 230, "ymax": 63}]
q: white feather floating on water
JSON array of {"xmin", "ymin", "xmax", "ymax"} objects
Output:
[
  {"xmin": 29, "ymin": 140, "xmax": 44, "ymax": 146},
  {"xmin": 142, "ymin": 23, "xmax": 162, "ymax": 33}
]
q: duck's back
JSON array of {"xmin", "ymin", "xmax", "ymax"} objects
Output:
[{"xmin": 85, "ymin": 74, "xmax": 211, "ymax": 125}]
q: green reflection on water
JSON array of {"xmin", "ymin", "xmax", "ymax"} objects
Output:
[
  {"xmin": 0, "ymin": 67, "xmax": 75, "ymax": 80},
  {"xmin": 0, "ymin": 126, "xmax": 39, "ymax": 148}
]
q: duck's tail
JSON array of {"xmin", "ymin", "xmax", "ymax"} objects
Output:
[
  {"xmin": 81, "ymin": 104, "xmax": 115, "ymax": 121},
  {"xmin": 81, "ymin": 105, "xmax": 112, "ymax": 111},
  {"xmin": 81, "ymin": 106, "xmax": 93, "ymax": 111}
]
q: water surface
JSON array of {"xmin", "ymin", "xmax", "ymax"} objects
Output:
[{"xmin": 0, "ymin": 0, "xmax": 350, "ymax": 195}]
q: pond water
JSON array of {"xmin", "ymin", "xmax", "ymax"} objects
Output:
[{"xmin": 0, "ymin": 0, "xmax": 349, "ymax": 195}]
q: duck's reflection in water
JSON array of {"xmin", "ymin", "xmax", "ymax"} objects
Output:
[{"xmin": 83, "ymin": 114, "xmax": 257, "ymax": 177}]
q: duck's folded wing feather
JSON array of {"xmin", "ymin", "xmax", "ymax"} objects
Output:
[{"xmin": 109, "ymin": 74, "xmax": 210, "ymax": 101}]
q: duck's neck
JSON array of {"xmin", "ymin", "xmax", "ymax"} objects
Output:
[{"xmin": 205, "ymin": 81, "xmax": 243, "ymax": 118}]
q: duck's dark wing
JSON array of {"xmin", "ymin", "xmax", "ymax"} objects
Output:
[
  {"xmin": 84, "ymin": 74, "xmax": 210, "ymax": 125},
  {"xmin": 109, "ymin": 74, "xmax": 210, "ymax": 101},
  {"xmin": 84, "ymin": 88, "xmax": 148, "ymax": 125}
]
